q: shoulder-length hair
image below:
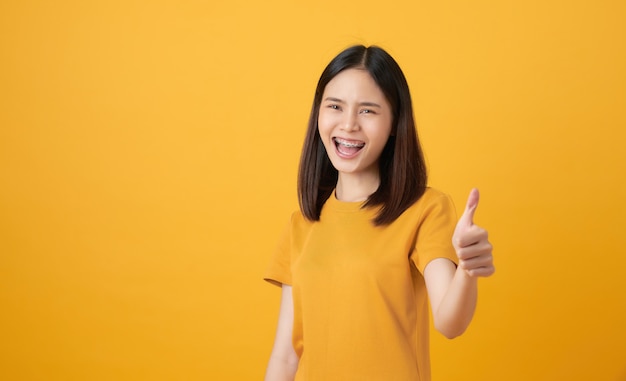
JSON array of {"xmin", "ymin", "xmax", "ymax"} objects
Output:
[{"xmin": 298, "ymin": 45, "xmax": 427, "ymax": 226}]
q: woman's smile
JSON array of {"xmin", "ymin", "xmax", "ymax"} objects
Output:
[{"xmin": 333, "ymin": 137, "xmax": 366, "ymax": 157}]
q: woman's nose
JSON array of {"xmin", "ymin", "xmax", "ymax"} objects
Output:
[{"xmin": 340, "ymin": 112, "xmax": 359, "ymax": 132}]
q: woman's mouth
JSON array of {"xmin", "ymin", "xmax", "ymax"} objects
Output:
[{"xmin": 333, "ymin": 137, "xmax": 365, "ymax": 157}]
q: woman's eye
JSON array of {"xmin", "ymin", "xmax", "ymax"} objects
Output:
[
  {"xmin": 329, "ymin": 104, "xmax": 340, "ymax": 110},
  {"xmin": 360, "ymin": 109, "xmax": 374, "ymax": 114}
]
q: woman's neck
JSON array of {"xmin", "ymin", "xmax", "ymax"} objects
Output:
[{"xmin": 334, "ymin": 172, "xmax": 380, "ymax": 202}]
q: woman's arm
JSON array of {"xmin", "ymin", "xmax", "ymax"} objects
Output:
[
  {"xmin": 265, "ymin": 285, "xmax": 299, "ymax": 381},
  {"xmin": 424, "ymin": 189, "xmax": 495, "ymax": 339}
]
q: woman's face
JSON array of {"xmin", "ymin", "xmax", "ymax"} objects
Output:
[{"xmin": 318, "ymin": 68, "xmax": 393, "ymax": 181}]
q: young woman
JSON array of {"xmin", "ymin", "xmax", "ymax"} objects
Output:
[{"xmin": 264, "ymin": 45, "xmax": 494, "ymax": 381}]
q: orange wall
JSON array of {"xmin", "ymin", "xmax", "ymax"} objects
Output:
[{"xmin": 1, "ymin": 0, "xmax": 625, "ymax": 380}]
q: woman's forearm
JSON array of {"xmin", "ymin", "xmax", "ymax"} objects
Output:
[
  {"xmin": 264, "ymin": 355, "xmax": 298, "ymax": 381},
  {"xmin": 432, "ymin": 267, "xmax": 478, "ymax": 339}
]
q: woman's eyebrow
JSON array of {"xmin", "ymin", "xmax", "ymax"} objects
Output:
[
  {"xmin": 323, "ymin": 97, "xmax": 382, "ymax": 108},
  {"xmin": 323, "ymin": 97, "xmax": 344, "ymax": 103},
  {"xmin": 359, "ymin": 101, "xmax": 382, "ymax": 108}
]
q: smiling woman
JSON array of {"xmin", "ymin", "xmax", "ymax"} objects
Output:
[{"xmin": 263, "ymin": 45, "xmax": 495, "ymax": 381}]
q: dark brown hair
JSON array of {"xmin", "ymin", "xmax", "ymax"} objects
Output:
[{"xmin": 298, "ymin": 45, "xmax": 427, "ymax": 225}]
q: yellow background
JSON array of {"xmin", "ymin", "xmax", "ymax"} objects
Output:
[{"xmin": 1, "ymin": 0, "xmax": 625, "ymax": 380}]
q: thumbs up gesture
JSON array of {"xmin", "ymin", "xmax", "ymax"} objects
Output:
[{"xmin": 453, "ymin": 189, "xmax": 495, "ymax": 277}]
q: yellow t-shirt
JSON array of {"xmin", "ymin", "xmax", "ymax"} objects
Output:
[{"xmin": 265, "ymin": 188, "xmax": 458, "ymax": 381}]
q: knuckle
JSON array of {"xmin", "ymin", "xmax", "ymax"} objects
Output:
[{"xmin": 457, "ymin": 248, "xmax": 469, "ymax": 259}]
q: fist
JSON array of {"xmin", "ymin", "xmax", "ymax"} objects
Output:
[{"xmin": 453, "ymin": 189, "xmax": 495, "ymax": 277}]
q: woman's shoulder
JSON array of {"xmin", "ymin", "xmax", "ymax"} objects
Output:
[
  {"xmin": 284, "ymin": 209, "xmax": 312, "ymax": 229},
  {"xmin": 402, "ymin": 187, "xmax": 456, "ymax": 219},
  {"xmin": 419, "ymin": 187, "xmax": 453, "ymax": 204}
]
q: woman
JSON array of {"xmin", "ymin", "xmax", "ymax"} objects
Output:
[{"xmin": 264, "ymin": 45, "xmax": 494, "ymax": 381}]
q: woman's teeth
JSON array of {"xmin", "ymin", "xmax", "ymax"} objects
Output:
[{"xmin": 334, "ymin": 137, "xmax": 365, "ymax": 148}]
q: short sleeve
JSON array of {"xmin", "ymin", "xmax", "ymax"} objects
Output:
[
  {"xmin": 410, "ymin": 193, "xmax": 458, "ymax": 274},
  {"xmin": 263, "ymin": 214, "xmax": 294, "ymax": 287}
]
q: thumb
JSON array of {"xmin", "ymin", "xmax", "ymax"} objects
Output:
[{"xmin": 458, "ymin": 188, "xmax": 480, "ymax": 228}]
